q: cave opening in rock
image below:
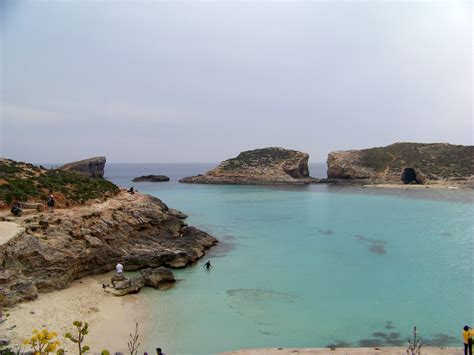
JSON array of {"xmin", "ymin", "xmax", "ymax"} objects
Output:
[{"xmin": 401, "ymin": 168, "xmax": 419, "ymax": 184}]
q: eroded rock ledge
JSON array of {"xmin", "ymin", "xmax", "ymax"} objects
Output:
[
  {"xmin": 0, "ymin": 191, "xmax": 217, "ymax": 305},
  {"xmin": 180, "ymin": 147, "xmax": 318, "ymax": 185},
  {"xmin": 326, "ymin": 142, "xmax": 474, "ymax": 186}
]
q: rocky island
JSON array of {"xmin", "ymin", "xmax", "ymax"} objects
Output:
[
  {"xmin": 132, "ymin": 175, "xmax": 170, "ymax": 182},
  {"xmin": 180, "ymin": 147, "xmax": 318, "ymax": 184},
  {"xmin": 326, "ymin": 142, "xmax": 474, "ymax": 187}
]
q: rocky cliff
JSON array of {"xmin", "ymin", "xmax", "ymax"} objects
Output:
[
  {"xmin": 0, "ymin": 191, "xmax": 217, "ymax": 305},
  {"xmin": 61, "ymin": 156, "xmax": 106, "ymax": 178},
  {"xmin": 326, "ymin": 143, "xmax": 474, "ymax": 186},
  {"xmin": 180, "ymin": 147, "xmax": 317, "ymax": 184}
]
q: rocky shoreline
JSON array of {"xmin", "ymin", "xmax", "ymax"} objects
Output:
[{"xmin": 0, "ymin": 191, "xmax": 217, "ymax": 306}]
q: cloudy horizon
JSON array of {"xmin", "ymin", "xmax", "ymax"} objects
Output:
[{"xmin": 1, "ymin": 0, "xmax": 472, "ymax": 164}]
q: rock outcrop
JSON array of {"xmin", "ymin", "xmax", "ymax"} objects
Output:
[
  {"xmin": 180, "ymin": 147, "xmax": 317, "ymax": 185},
  {"xmin": 326, "ymin": 143, "xmax": 474, "ymax": 186},
  {"xmin": 105, "ymin": 267, "xmax": 176, "ymax": 296},
  {"xmin": 0, "ymin": 191, "xmax": 217, "ymax": 305},
  {"xmin": 132, "ymin": 175, "xmax": 170, "ymax": 182},
  {"xmin": 61, "ymin": 156, "xmax": 106, "ymax": 178}
]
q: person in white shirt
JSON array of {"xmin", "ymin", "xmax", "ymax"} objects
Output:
[{"xmin": 116, "ymin": 263, "xmax": 124, "ymax": 274}]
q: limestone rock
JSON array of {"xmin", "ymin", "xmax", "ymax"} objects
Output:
[
  {"xmin": 0, "ymin": 270, "xmax": 38, "ymax": 306},
  {"xmin": 326, "ymin": 143, "xmax": 474, "ymax": 186},
  {"xmin": 132, "ymin": 175, "xmax": 170, "ymax": 182},
  {"xmin": 0, "ymin": 191, "xmax": 217, "ymax": 305},
  {"xmin": 168, "ymin": 209, "xmax": 188, "ymax": 219},
  {"xmin": 61, "ymin": 156, "xmax": 106, "ymax": 178},
  {"xmin": 180, "ymin": 147, "xmax": 318, "ymax": 185},
  {"xmin": 105, "ymin": 275, "xmax": 145, "ymax": 296},
  {"xmin": 141, "ymin": 267, "xmax": 175, "ymax": 289}
]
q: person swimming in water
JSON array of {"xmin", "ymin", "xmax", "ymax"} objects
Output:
[{"xmin": 204, "ymin": 260, "xmax": 212, "ymax": 270}]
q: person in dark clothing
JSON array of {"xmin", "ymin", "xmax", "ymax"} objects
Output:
[
  {"xmin": 204, "ymin": 260, "xmax": 212, "ymax": 270},
  {"xmin": 463, "ymin": 326, "xmax": 472, "ymax": 355},
  {"xmin": 128, "ymin": 187, "xmax": 135, "ymax": 194},
  {"xmin": 47, "ymin": 194, "xmax": 55, "ymax": 211},
  {"xmin": 156, "ymin": 348, "xmax": 165, "ymax": 355},
  {"xmin": 10, "ymin": 203, "xmax": 22, "ymax": 217}
]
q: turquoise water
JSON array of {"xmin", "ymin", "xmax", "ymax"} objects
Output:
[{"xmin": 106, "ymin": 164, "xmax": 473, "ymax": 354}]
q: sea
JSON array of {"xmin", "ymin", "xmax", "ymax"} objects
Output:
[{"xmin": 105, "ymin": 163, "xmax": 473, "ymax": 354}]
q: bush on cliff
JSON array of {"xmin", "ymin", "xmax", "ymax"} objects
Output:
[{"xmin": 0, "ymin": 159, "xmax": 119, "ymax": 205}]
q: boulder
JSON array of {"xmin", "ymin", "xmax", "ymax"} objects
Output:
[
  {"xmin": 105, "ymin": 275, "xmax": 145, "ymax": 296},
  {"xmin": 140, "ymin": 267, "xmax": 175, "ymax": 289}
]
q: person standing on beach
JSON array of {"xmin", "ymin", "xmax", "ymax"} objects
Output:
[
  {"xmin": 463, "ymin": 326, "xmax": 472, "ymax": 355},
  {"xmin": 156, "ymin": 348, "xmax": 165, "ymax": 355},
  {"xmin": 116, "ymin": 263, "xmax": 124, "ymax": 275}
]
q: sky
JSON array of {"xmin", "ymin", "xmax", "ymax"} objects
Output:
[{"xmin": 0, "ymin": 0, "xmax": 472, "ymax": 163}]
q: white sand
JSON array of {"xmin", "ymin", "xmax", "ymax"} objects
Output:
[
  {"xmin": 0, "ymin": 221, "xmax": 25, "ymax": 245},
  {"xmin": 1, "ymin": 273, "xmax": 153, "ymax": 354}
]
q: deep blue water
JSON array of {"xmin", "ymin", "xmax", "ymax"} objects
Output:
[{"xmin": 105, "ymin": 163, "xmax": 473, "ymax": 355}]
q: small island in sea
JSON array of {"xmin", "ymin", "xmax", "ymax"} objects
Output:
[
  {"xmin": 132, "ymin": 175, "xmax": 170, "ymax": 182},
  {"xmin": 180, "ymin": 147, "xmax": 318, "ymax": 184}
]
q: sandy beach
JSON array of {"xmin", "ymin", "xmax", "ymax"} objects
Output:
[
  {"xmin": 221, "ymin": 347, "xmax": 461, "ymax": 355},
  {"xmin": 1, "ymin": 272, "xmax": 153, "ymax": 354}
]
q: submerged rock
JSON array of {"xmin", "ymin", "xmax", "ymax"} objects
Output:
[
  {"xmin": 180, "ymin": 147, "xmax": 318, "ymax": 185},
  {"xmin": 132, "ymin": 175, "xmax": 170, "ymax": 182}
]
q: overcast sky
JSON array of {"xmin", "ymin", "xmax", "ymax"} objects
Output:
[{"xmin": 0, "ymin": 0, "xmax": 472, "ymax": 163}]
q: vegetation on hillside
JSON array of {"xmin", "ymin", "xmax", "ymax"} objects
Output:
[
  {"xmin": 0, "ymin": 159, "xmax": 119, "ymax": 205},
  {"xmin": 359, "ymin": 143, "xmax": 474, "ymax": 179},
  {"xmin": 221, "ymin": 147, "xmax": 305, "ymax": 171}
]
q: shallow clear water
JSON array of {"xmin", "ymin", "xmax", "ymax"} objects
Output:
[{"xmin": 106, "ymin": 164, "xmax": 473, "ymax": 354}]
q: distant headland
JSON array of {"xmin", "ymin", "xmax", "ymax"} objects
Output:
[{"xmin": 180, "ymin": 143, "xmax": 474, "ymax": 188}]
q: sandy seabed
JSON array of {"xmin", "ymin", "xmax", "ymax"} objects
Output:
[{"xmin": 1, "ymin": 272, "xmax": 153, "ymax": 354}]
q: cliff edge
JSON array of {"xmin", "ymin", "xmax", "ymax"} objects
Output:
[
  {"xmin": 180, "ymin": 147, "xmax": 317, "ymax": 184},
  {"xmin": 326, "ymin": 142, "xmax": 474, "ymax": 186}
]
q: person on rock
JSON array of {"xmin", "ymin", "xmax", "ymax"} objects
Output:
[
  {"xmin": 204, "ymin": 260, "xmax": 212, "ymax": 270},
  {"xmin": 47, "ymin": 194, "xmax": 55, "ymax": 211},
  {"xmin": 116, "ymin": 262, "xmax": 124, "ymax": 275},
  {"xmin": 11, "ymin": 203, "xmax": 22, "ymax": 217}
]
